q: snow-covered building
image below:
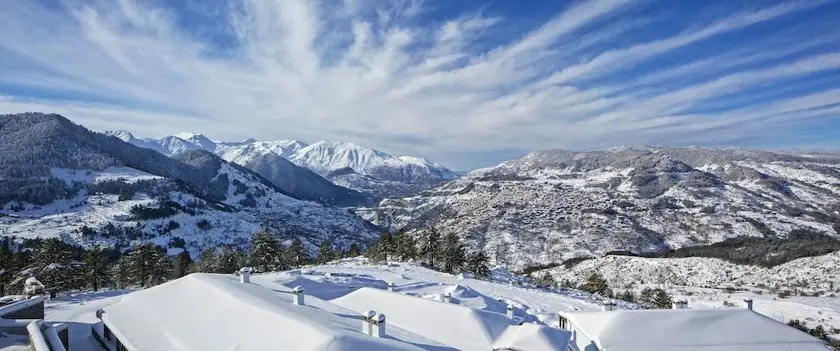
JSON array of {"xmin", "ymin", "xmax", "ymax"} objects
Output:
[
  {"xmin": 93, "ymin": 273, "xmax": 450, "ymax": 351},
  {"xmin": 331, "ymin": 287, "xmax": 572, "ymax": 351},
  {"xmin": 558, "ymin": 307, "xmax": 830, "ymax": 351}
]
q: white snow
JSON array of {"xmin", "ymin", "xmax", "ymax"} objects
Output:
[{"xmin": 563, "ymin": 308, "xmax": 829, "ymax": 351}]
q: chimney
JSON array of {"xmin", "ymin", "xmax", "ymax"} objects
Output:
[
  {"xmin": 292, "ymin": 286, "xmax": 304, "ymax": 306},
  {"xmin": 744, "ymin": 298, "xmax": 753, "ymax": 311},
  {"xmin": 506, "ymin": 304, "xmax": 515, "ymax": 319},
  {"xmin": 372, "ymin": 313, "xmax": 386, "ymax": 338},
  {"xmin": 362, "ymin": 310, "xmax": 376, "ymax": 335},
  {"xmin": 387, "ymin": 282, "xmax": 395, "ymax": 292},
  {"xmin": 443, "ymin": 293, "xmax": 452, "ymax": 304},
  {"xmin": 672, "ymin": 300, "xmax": 688, "ymax": 309},
  {"xmin": 239, "ymin": 267, "xmax": 251, "ymax": 284},
  {"xmin": 602, "ymin": 301, "xmax": 617, "ymax": 311}
]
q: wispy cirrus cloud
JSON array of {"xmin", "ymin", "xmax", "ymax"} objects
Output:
[{"xmin": 0, "ymin": 0, "xmax": 838, "ymax": 168}]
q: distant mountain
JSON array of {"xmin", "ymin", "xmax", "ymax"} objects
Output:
[
  {"xmin": 289, "ymin": 140, "xmax": 458, "ymax": 198},
  {"xmin": 364, "ymin": 147, "xmax": 840, "ymax": 270},
  {"xmin": 1, "ymin": 113, "xmax": 379, "ymax": 253},
  {"xmin": 112, "ymin": 131, "xmax": 458, "ymax": 201},
  {"xmin": 108, "ymin": 131, "xmax": 368, "ymax": 206}
]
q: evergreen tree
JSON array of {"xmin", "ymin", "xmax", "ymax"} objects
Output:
[
  {"xmin": 32, "ymin": 238, "xmax": 73, "ymax": 293},
  {"xmin": 535, "ymin": 272, "xmax": 557, "ymax": 289},
  {"xmin": 0, "ymin": 240, "xmax": 14, "ymax": 296},
  {"xmin": 347, "ymin": 243, "xmax": 361, "ymax": 258},
  {"xmin": 82, "ymin": 244, "xmax": 109, "ymax": 291},
  {"xmin": 249, "ymin": 230, "xmax": 283, "ymax": 272},
  {"xmin": 395, "ymin": 233, "xmax": 418, "ymax": 261},
  {"xmin": 420, "ymin": 227, "xmax": 441, "ymax": 268},
  {"xmin": 440, "ymin": 232, "xmax": 466, "ymax": 273},
  {"xmin": 128, "ymin": 244, "xmax": 170, "ymax": 287},
  {"xmin": 581, "ymin": 271, "xmax": 611, "ymax": 297},
  {"xmin": 112, "ymin": 256, "xmax": 131, "ymax": 289},
  {"xmin": 466, "ymin": 251, "xmax": 491, "ymax": 277},
  {"xmin": 171, "ymin": 251, "xmax": 193, "ymax": 278},
  {"xmin": 652, "ymin": 289, "xmax": 673, "ymax": 309},
  {"xmin": 196, "ymin": 247, "xmax": 219, "ymax": 273},
  {"xmin": 217, "ymin": 246, "xmax": 246, "ymax": 274},
  {"xmin": 618, "ymin": 290, "xmax": 636, "ymax": 303},
  {"xmin": 284, "ymin": 238, "xmax": 310, "ymax": 268},
  {"xmin": 317, "ymin": 241, "xmax": 336, "ymax": 264}
]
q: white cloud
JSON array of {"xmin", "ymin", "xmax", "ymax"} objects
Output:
[{"xmin": 0, "ymin": 0, "xmax": 837, "ymax": 168}]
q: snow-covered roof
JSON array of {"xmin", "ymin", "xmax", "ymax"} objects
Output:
[
  {"xmin": 563, "ymin": 308, "xmax": 830, "ymax": 351},
  {"xmin": 99, "ymin": 274, "xmax": 445, "ymax": 351},
  {"xmin": 330, "ymin": 287, "xmax": 571, "ymax": 351}
]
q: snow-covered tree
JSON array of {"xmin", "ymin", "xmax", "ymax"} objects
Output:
[
  {"xmin": 112, "ymin": 256, "xmax": 130, "ymax": 289},
  {"xmin": 346, "ymin": 243, "xmax": 362, "ymax": 258},
  {"xmin": 196, "ymin": 247, "xmax": 219, "ymax": 273},
  {"xmin": 395, "ymin": 233, "xmax": 418, "ymax": 262},
  {"xmin": 249, "ymin": 230, "xmax": 284, "ymax": 272},
  {"xmin": 535, "ymin": 272, "xmax": 557, "ymax": 289}
]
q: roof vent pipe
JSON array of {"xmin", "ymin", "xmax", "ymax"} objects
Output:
[
  {"xmin": 362, "ymin": 310, "xmax": 376, "ymax": 335},
  {"xmin": 506, "ymin": 304, "xmax": 514, "ymax": 319},
  {"xmin": 239, "ymin": 267, "xmax": 251, "ymax": 284},
  {"xmin": 744, "ymin": 298, "xmax": 753, "ymax": 311},
  {"xmin": 372, "ymin": 313, "xmax": 386, "ymax": 338},
  {"xmin": 292, "ymin": 286, "xmax": 304, "ymax": 306},
  {"xmin": 444, "ymin": 293, "xmax": 452, "ymax": 304},
  {"xmin": 387, "ymin": 282, "xmax": 395, "ymax": 292}
]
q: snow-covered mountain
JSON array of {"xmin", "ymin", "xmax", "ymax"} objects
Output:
[
  {"xmin": 288, "ymin": 140, "xmax": 458, "ymax": 198},
  {"xmin": 108, "ymin": 131, "xmax": 369, "ymax": 205},
  {"xmin": 365, "ymin": 147, "xmax": 840, "ymax": 270},
  {"xmin": 0, "ymin": 113, "xmax": 378, "ymax": 253},
  {"xmin": 112, "ymin": 131, "xmax": 458, "ymax": 201}
]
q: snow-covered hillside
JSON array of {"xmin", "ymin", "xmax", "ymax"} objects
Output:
[
  {"xmin": 0, "ymin": 113, "xmax": 378, "ymax": 254},
  {"xmin": 110, "ymin": 130, "xmax": 458, "ymax": 200},
  {"xmin": 368, "ymin": 147, "xmax": 840, "ymax": 270}
]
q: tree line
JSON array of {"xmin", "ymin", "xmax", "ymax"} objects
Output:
[
  {"xmin": 0, "ymin": 229, "xmax": 365, "ymax": 297},
  {"xmin": 363, "ymin": 227, "xmax": 491, "ymax": 278}
]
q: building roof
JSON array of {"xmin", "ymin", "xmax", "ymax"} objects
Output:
[
  {"xmin": 100, "ymin": 274, "xmax": 448, "ymax": 351},
  {"xmin": 330, "ymin": 287, "xmax": 571, "ymax": 351},
  {"xmin": 563, "ymin": 308, "xmax": 830, "ymax": 351}
]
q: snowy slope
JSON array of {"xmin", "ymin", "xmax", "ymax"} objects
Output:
[
  {"xmin": 0, "ymin": 113, "xmax": 379, "ymax": 254},
  {"xmin": 368, "ymin": 147, "xmax": 840, "ymax": 270}
]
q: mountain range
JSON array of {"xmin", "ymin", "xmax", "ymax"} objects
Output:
[
  {"xmin": 364, "ymin": 147, "xmax": 840, "ymax": 270},
  {"xmin": 107, "ymin": 131, "xmax": 458, "ymax": 203},
  {"xmin": 0, "ymin": 113, "xmax": 379, "ymax": 254}
]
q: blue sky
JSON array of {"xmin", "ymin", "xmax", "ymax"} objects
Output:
[{"xmin": 1, "ymin": 0, "xmax": 839, "ymax": 169}]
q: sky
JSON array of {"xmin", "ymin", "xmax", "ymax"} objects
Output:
[{"xmin": 1, "ymin": 0, "xmax": 839, "ymax": 170}]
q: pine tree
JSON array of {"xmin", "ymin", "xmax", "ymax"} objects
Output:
[
  {"xmin": 652, "ymin": 289, "xmax": 673, "ymax": 309},
  {"xmin": 395, "ymin": 233, "xmax": 418, "ymax": 261},
  {"xmin": 83, "ymin": 244, "xmax": 109, "ymax": 291},
  {"xmin": 217, "ymin": 246, "xmax": 246, "ymax": 274},
  {"xmin": 112, "ymin": 256, "xmax": 130, "ymax": 289},
  {"xmin": 128, "ymin": 244, "xmax": 169, "ymax": 287},
  {"xmin": 317, "ymin": 241, "xmax": 336, "ymax": 264},
  {"xmin": 347, "ymin": 243, "xmax": 361, "ymax": 258},
  {"xmin": 440, "ymin": 232, "xmax": 466, "ymax": 273},
  {"xmin": 535, "ymin": 272, "xmax": 557, "ymax": 289},
  {"xmin": 420, "ymin": 227, "xmax": 441, "ymax": 268},
  {"xmin": 171, "ymin": 251, "xmax": 193, "ymax": 278},
  {"xmin": 582, "ymin": 271, "xmax": 611, "ymax": 296},
  {"xmin": 284, "ymin": 239, "xmax": 310, "ymax": 268},
  {"xmin": 32, "ymin": 238, "xmax": 73, "ymax": 293},
  {"xmin": 249, "ymin": 230, "xmax": 283, "ymax": 273},
  {"xmin": 466, "ymin": 251, "xmax": 491, "ymax": 277},
  {"xmin": 196, "ymin": 247, "xmax": 219, "ymax": 273},
  {"xmin": 618, "ymin": 290, "xmax": 636, "ymax": 303},
  {"xmin": 0, "ymin": 240, "xmax": 14, "ymax": 296}
]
